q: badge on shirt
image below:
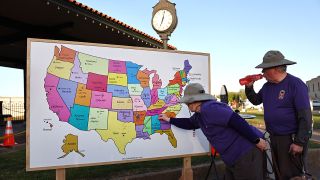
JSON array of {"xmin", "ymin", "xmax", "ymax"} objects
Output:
[{"xmin": 278, "ymin": 90, "xmax": 285, "ymax": 99}]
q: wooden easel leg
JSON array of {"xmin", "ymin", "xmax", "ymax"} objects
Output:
[
  {"xmin": 56, "ymin": 168, "xmax": 66, "ymax": 180},
  {"xmin": 180, "ymin": 157, "xmax": 193, "ymax": 180}
]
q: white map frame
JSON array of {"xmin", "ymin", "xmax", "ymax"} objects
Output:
[{"xmin": 27, "ymin": 38, "xmax": 211, "ymax": 171}]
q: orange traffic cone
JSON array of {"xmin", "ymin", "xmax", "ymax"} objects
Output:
[{"xmin": 0, "ymin": 117, "xmax": 17, "ymax": 147}]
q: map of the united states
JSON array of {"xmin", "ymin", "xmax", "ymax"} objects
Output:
[{"xmin": 44, "ymin": 46, "xmax": 192, "ymax": 154}]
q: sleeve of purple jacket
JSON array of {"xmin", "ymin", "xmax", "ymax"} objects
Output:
[{"xmin": 169, "ymin": 114, "xmax": 200, "ymax": 130}]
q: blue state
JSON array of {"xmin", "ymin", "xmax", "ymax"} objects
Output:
[{"xmin": 68, "ymin": 104, "xmax": 89, "ymax": 131}]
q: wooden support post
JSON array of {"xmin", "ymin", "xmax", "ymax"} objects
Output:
[
  {"xmin": 56, "ymin": 168, "xmax": 66, "ymax": 180},
  {"xmin": 179, "ymin": 157, "xmax": 193, "ymax": 180}
]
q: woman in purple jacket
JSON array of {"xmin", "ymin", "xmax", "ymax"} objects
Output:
[{"xmin": 159, "ymin": 83, "xmax": 267, "ymax": 180}]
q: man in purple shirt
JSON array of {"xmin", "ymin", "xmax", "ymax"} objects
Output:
[
  {"xmin": 159, "ymin": 83, "xmax": 267, "ymax": 180},
  {"xmin": 245, "ymin": 50, "xmax": 312, "ymax": 179}
]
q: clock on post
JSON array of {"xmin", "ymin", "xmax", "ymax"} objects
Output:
[{"xmin": 152, "ymin": 0, "xmax": 178, "ymax": 49}]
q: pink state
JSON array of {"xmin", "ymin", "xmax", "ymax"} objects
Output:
[
  {"xmin": 90, "ymin": 91, "xmax": 112, "ymax": 109},
  {"xmin": 131, "ymin": 96, "xmax": 147, "ymax": 111},
  {"xmin": 108, "ymin": 60, "xmax": 127, "ymax": 74},
  {"xmin": 44, "ymin": 73, "xmax": 70, "ymax": 122}
]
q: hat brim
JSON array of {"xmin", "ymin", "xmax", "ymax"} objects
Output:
[
  {"xmin": 255, "ymin": 59, "xmax": 296, "ymax": 69},
  {"xmin": 179, "ymin": 93, "xmax": 215, "ymax": 104}
]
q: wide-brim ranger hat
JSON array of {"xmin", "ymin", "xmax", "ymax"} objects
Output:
[
  {"xmin": 255, "ymin": 50, "xmax": 296, "ymax": 69},
  {"xmin": 179, "ymin": 83, "xmax": 215, "ymax": 104}
]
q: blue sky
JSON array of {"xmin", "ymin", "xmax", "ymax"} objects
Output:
[{"xmin": 1, "ymin": 0, "xmax": 319, "ymax": 97}]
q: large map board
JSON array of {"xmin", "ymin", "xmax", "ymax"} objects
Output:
[{"xmin": 27, "ymin": 38, "xmax": 211, "ymax": 171}]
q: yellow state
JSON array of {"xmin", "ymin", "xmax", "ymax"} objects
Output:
[
  {"xmin": 162, "ymin": 104, "xmax": 182, "ymax": 114},
  {"xmin": 112, "ymin": 97, "xmax": 133, "ymax": 110},
  {"xmin": 108, "ymin": 73, "xmax": 128, "ymax": 87},
  {"xmin": 78, "ymin": 52, "xmax": 108, "ymax": 76},
  {"xmin": 148, "ymin": 100, "xmax": 165, "ymax": 110},
  {"xmin": 96, "ymin": 111, "xmax": 136, "ymax": 154},
  {"xmin": 61, "ymin": 134, "xmax": 79, "ymax": 153},
  {"xmin": 47, "ymin": 57, "xmax": 74, "ymax": 80},
  {"xmin": 155, "ymin": 129, "xmax": 177, "ymax": 148}
]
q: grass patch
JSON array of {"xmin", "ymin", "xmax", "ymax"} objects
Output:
[{"xmin": 0, "ymin": 148, "xmax": 211, "ymax": 180}]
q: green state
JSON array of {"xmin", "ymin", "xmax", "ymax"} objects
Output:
[
  {"xmin": 47, "ymin": 57, "xmax": 74, "ymax": 79},
  {"xmin": 96, "ymin": 111, "xmax": 136, "ymax": 154},
  {"xmin": 88, "ymin": 108, "xmax": 108, "ymax": 130},
  {"xmin": 78, "ymin": 52, "xmax": 108, "ymax": 76},
  {"xmin": 162, "ymin": 104, "xmax": 182, "ymax": 114},
  {"xmin": 155, "ymin": 129, "xmax": 177, "ymax": 148},
  {"xmin": 167, "ymin": 84, "xmax": 180, "ymax": 94},
  {"xmin": 143, "ymin": 116, "xmax": 152, "ymax": 135}
]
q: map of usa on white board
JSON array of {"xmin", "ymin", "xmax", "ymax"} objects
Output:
[{"xmin": 27, "ymin": 39, "xmax": 210, "ymax": 170}]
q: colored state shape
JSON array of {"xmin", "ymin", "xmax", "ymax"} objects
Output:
[
  {"xmin": 151, "ymin": 115, "xmax": 161, "ymax": 134},
  {"xmin": 162, "ymin": 104, "xmax": 182, "ymax": 115},
  {"xmin": 155, "ymin": 129, "xmax": 177, "ymax": 148},
  {"xmin": 143, "ymin": 116, "xmax": 152, "ymax": 135},
  {"xmin": 150, "ymin": 88, "xmax": 159, "ymax": 105},
  {"xmin": 152, "ymin": 73, "xmax": 162, "ymax": 89},
  {"xmin": 126, "ymin": 61, "xmax": 142, "ymax": 84},
  {"xmin": 180, "ymin": 70, "xmax": 188, "ymax": 86},
  {"xmin": 167, "ymin": 84, "xmax": 180, "ymax": 95},
  {"xmin": 70, "ymin": 52, "xmax": 88, "ymax": 84},
  {"xmin": 141, "ymin": 87, "xmax": 151, "ymax": 107},
  {"xmin": 165, "ymin": 94, "xmax": 180, "ymax": 106},
  {"xmin": 86, "ymin": 72, "xmax": 107, "ymax": 92},
  {"xmin": 58, "ymin": 134, "xmax": 85, "ymax": 159},
  {"xmin": 117, "ymin": 110, "xmax": 134, "ymax": 122},
  {"xmin": 90, "ymin": 91, "xmax": 112, "ymax": 109},
  {"xmin": 147, "ymin": 100, "xmax": 167, "ymax": 116},
  {"xmin": 160, "ymin": 120, "xmax": 171, "ymax": 130},
  {"xmin": 108, "ymin": 59, "xmax": 127, "ymax": 74},
  {"xmin": 44, "ymin": 73, "xmax": 70, "ymax": 122},
  {"xmin": 131, "ymin": 96, "xmax": 147, "ymax": 111},
  {"xmin": 54, "ymin": 46, "xmax": 76, "ymax": 63},
  {"xmin": 107, "ymin": 85, "xmax": 129, "ymax": 98},
  {"xmin": 112, "ymin": 97, "xmax": 133, "ymax": 110},
  {"xmin": 168, "ymin": 71, "xmax": 182, "ymax": 86},
  {"xmin": 75, "ymin": 83, "xmax": 92, "ymax": 106},
  {"xmin": 184, "ymin": 60, "xmax": 192, "ymax": 75},
  {"xmin": 128, "ymin": 84, "xmax": 143, "ymax": 96},
  {"xmin": 133, "ymin": 111, "xmax": 147, "ymax": 125},
  {"xmin": 135, "ymin": 125, "xmax": 150, "ymax": 139},
  {"xmin": 157, "ymin": 88, "xmax": 168, "ymax": 100},
  {"xmin": 108, "ymin": 73, "xmax": 128, "ymax": 87},
  {"xmin": 78, "ymin": 52, "xmax": 108, "ymax": 76},
  {"xmin": 88, "ymin": 108, "xmax": 108, "ymax": 130},
  {"xmin": 57, "ymin": 78, "xmax": 77, "ymax": 110},
  {"xmin": 137, "ymin": 70, "xmax": 150, "ymax": 88},
  {"xmin": 47, "ymin": 57, "xmax": 74, "ymax": 80},
  {"xmin": 164, "ymin": 112, "xmax": 177, "ymax": 118},
  {"xmin": 69, "ymin": 104, "xmax": 89, "ymax": 131},
  {"xmin": 96, "ymin": 111, "xmax": 136, "ymax": 154}
]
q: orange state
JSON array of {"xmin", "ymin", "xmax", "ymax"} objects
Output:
[
  {"xmin": 74, "ymin": 83, "xmax": 92, "ymax": 106},
  {"xmin": 137, "ymin": 70, "xmax": 150, "ymax": 88},
  {"xmin": 54, "ymin": 45, "xmax": 76, "ymax": 63},
  {"xmin": 165, "ymin": 112, "xmax": 177, "ymax": 118},
  {"xmin": 133, "ymin": 111, "xmax": 147, "ymax": 125},
  {"xmin": 168, "ymin": 71, "xmax": 182, "ymax": 85}
]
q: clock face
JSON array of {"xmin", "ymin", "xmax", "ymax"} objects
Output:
[{"xmin": 152, "ymin": 10, "xmax": 173, "ymax": 32}]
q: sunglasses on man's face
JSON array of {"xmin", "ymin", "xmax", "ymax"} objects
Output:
[{"xmin": 262, "ymin": 67, "xmax": 273, "ymax": 73}]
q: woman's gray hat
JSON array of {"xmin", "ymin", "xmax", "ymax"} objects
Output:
[
  {"xmin": 179, "ymin": 83, "xmax": 215, "ymax": 104},
  {"xmin": 255, "ymin": 50, "xmax": 296, "ymax": 69}
]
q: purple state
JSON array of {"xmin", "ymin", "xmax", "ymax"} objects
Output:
[
  {"xmin": 141, "ymin": 87, "xmax": 151, "ymax": 107},
  {"xmin": 164, "ymin": 94, "xmax": 173, "ymax": 104},
  {"xmin": 70, "ymin": 52, "xmax": 88, "ymax": 84},
  {"xmin": 183, "ymin": 60, "xmax": 192, "ymax": 75},
  {"xmin": 135, "ymin": 125, "xmax": 150, "ymax": 139},
  {"xmin": 57, "ymin": 78, "xmax": 78, "ymax": 110},
  {"xmin": 146, "ymin": 106, "xmax": 167, "ymax": 116},
  {"xmin": 160, "ymin": 121, "xmax": 171, "ymax": 130},
  {"xmin": 117, "ymin": 110, "xmax": 134, "ymax": 122}
]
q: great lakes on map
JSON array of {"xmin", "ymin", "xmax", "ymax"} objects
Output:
[{"xmin": 44, "ymin": 45, "xmax": 192, "ymax": 154}]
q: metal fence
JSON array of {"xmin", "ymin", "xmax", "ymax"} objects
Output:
[{"xmin": 0, "ymin": 100, "xmax": 25, "ymax": 121}]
